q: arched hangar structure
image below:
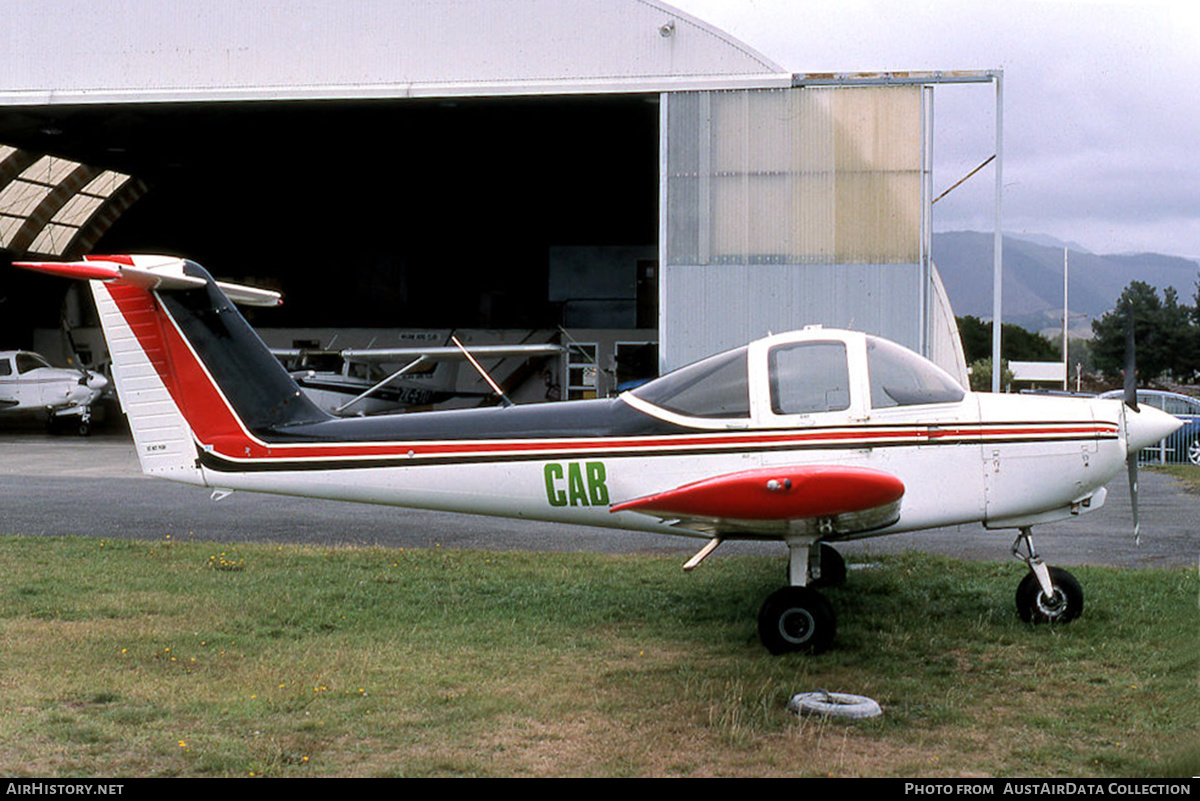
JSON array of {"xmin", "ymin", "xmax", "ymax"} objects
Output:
[{"xmin": 0, "ymin": 0, "xmax": 983, "ymax": 394}]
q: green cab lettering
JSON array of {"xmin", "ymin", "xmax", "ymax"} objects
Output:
[
  {"xmin": 586, "ymin": 461, "xmax": 609, "ymax": 505},
  {"xmin": 544, "ymin": 463, "xmax": 567, "ymax": 507},
  {"xmin": 544, "ymin": 461, "xmax": 609, "ymax": 507}
]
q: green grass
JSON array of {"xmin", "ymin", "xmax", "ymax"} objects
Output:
[
  {"xmin": 1151, "ymin": 464, "xmax": 1200, "ymax": 493},
  {"xmin": 0, "ymin": 535, "xmax": 1196, "ymax": 777}
]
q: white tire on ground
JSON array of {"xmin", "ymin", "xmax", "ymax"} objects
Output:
[{"xmin": 788, "ymin": 691, "xmax": 882, "ymax": 719}]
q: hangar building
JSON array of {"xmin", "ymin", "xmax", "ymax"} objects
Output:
[{"xmin": 0, "ymin": 0, "xmax": 991, "ymax": 404}]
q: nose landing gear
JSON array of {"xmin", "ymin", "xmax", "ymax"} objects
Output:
[{"xmin": 1012, "ymin": 527, "xmax": 1084, "ymax": 624}]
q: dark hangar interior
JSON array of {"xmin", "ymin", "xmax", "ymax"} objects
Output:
[{"xmin": 0, "ymin": 95, "xmax": 661, "ymax": 345}]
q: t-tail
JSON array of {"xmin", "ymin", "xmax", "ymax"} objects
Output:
[{"xmin": 14, "ymin": 255, "xmax": 328, "ymax": 484}]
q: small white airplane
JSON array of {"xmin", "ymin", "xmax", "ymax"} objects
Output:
[
  {"xmin": 273, "ymin": 340, "xmax": 564, "ymax": 416},
  {"xmin": 0, "ymin": 348, "xmax": 109, "ymax": 435},
  {"xmin": 14, "ymin": 254, "xmax": 1182, "ymax": 654}
]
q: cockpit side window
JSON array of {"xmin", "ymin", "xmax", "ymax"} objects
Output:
[
  {"xmin": 15, "ymin": 353, "xmax": 51, "ymax": 374},
  {"xmin": 630, "ymin": 347, "xmax": 749, "ymax": 419},
  {"xmin": 768, "ymin": 341, "xmax": 850, "ymax": 415},
  {"xmin": 867, "ymin": 336, "xmax": 964, "ymax": 408}
]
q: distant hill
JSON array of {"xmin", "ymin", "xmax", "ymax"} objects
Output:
[{"xmin": 933, "ymin": 231, "xmax": 1199, "ymax": 336}]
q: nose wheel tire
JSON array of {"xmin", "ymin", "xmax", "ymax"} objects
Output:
[
  {"xmin": 758, "ymin": 586, "xmax": 836, "ymax": 655},
  {"xmin": 1015, "ymin": 566, "xmax": 1083, "ymax": 624}
]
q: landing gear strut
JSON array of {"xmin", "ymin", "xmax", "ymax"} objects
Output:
[
  {"xmin": 46, "ymin": 408, "xmax": 94, "ymax": 437},
  {"xmin": 757, "ymin": 538, "xmax": 841, "ymax": 655},
  {"xmin": 1012, "ymin": 527, "xmax": 1083, "ymax": 624}
]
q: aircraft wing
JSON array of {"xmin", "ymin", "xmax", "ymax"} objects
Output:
[
  {"xmin": 339, "ymin": 344, "xmax": 563, "ymax": 362},
  {"xmin": 271, "ymin": 344, "xmax": 563, "ymax": 362},
  {"xmin": 610, "ymin": 465, "xmax": 905, "ymax": 537}
]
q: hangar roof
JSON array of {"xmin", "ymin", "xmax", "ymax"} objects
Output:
[
  {"xmin": 0, "ymin": 0, "xmax": 790, "ymax": 105},
  {"xmin": 0, "ymin": 146, "xmax": 146, "ymax": 257},
  {"xmin": 0, "ymin": 1, "xmax": 790, "ymax": 259}
]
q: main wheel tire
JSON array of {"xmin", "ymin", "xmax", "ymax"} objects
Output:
[
  {"xmin": 1186, "ymin": 437, "xmax": 1200, "ymax": 467},
  {"xmin": 758, "ymin": 586, "xmax": 836, "ymax": 655},
  {"xmin": 1016, "ymin": 566, "xmax": 1083, "ymax": 624},
  {"xmin": 810, "ymin": 543, "xmax": 847, "ymax": 588}
]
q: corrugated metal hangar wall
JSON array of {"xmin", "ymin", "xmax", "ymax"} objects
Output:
[
  {"xmin": 661, "ymin": 85, "xmax": 938, "ymax": 370},
  {"xmin": 0, "ymin": 0, "xmax": 979, "ymax": 386}
]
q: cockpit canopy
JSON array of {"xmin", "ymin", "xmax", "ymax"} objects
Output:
[
  {"xmin": 627, "ymin": 329, "xmax": 964, "ymax": 427},
  {"xmin": 865, "ymin": 336, "xmax": 964, "ymax": 409},
  {"xmin": 0, "ymin": 351, "xmax": 54, "ymax": 377},
  {"xmin": 630, "ymin": 346, "xmax": 751, "ymax": 419}
]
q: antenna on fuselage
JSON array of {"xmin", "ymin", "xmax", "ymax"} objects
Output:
[{"xmin": 451, "ymin": 335, "xmax": 514, "ymax": 407}]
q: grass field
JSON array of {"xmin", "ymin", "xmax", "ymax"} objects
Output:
[
  {"xmin": 1151, "ymin": 464, "xmax": 1200, "ymax": 493},
  {"xmin": 0, "ymin": 534, "xmax": 1196, "ymax": 778}
]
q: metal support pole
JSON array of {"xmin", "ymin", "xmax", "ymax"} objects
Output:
[
  {"xmin": 1063, "ymin": 247, "xmax": 1069, "ymax": 391},
  {"xmin": 991, "ymin": 71, "xmax": 1004, "ymax": 393}
]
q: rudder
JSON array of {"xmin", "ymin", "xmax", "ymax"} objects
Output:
[{"xmin": 91, "ymin": 277, "xmax": 205, "ymax": 483}]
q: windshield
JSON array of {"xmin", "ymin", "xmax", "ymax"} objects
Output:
[
  {"xmin": 867, "ymin": 336, "xmax": 964, "ymax": 408},
  {"xmin": 630, "ymin": 347, "xmax": 749, "ymax": 419},
  {"xmin": 15, "ymin": 352, "xmax": 52, "ymax": 374}
]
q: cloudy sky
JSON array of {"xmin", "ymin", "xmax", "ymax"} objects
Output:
[{"xmin": 672, "ymin": 0, "xmax": 1200, "ymax": 260}]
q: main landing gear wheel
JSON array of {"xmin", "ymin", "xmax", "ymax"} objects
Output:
[
  {"xmin": 1016, "ymin": 566, "xmax": 1083, "ymax": 624},
  {"xmin": 1187, "ymin": 437, "xmax": 1200, "ymax": 467},
  {"xmin": 758, "ymin": 586, "xmax": 836, "ymax": 655}
]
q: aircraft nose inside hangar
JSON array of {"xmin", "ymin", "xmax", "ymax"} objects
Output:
[{"xmin": 0, "ymin": 0, "xmax": 997, "ymax": 397}]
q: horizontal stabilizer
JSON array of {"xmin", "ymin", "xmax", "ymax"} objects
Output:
[
  {"xmin": 611, "ymin": 465, "xmax": 905, "ymax": 529},
  {"xmin": 15, "ymin": 255, "xmax": 282, "ymax": 307}
]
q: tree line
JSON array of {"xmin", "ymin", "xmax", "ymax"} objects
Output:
[
  {"xmin": 1089, "ymin": 280, "xmax": 1198, "ymax": 384},
  {"xmin": 958, "ymin": 277, "xmax": 1200, "ymax": 390},
  {"xmin": 957, "ymin": 315, "xmax": 1057, "ymax": 391}
]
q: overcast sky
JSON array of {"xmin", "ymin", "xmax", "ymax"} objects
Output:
[{"xmin": 672, "ymin": 0, "xmax": 1200, "ymax": 260}]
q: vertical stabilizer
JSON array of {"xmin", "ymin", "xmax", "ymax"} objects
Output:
[{"xmin": 15, "ymin": 254, "xmax": 326, "ymax": 485}]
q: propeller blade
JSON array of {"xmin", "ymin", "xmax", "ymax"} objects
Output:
[
  {"xmin": 1123, "ymin": 313, "xmax": 1138, "ymax": 412},
  {"xmin": 1123, "ymin": 309, "xmax": 1141, "ymax": 545},
  {"xmin": 1127, "ymin": 455, "xmax": 1140, "ymax": 546}
]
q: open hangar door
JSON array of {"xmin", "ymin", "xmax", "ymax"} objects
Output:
[
  {"xmin": 1, "ymin": 94, "xmax": 664, "ymax": 405},
  {"xmin": 9, "ymin": 95, "xmax": 661, "ymax": 329}
]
